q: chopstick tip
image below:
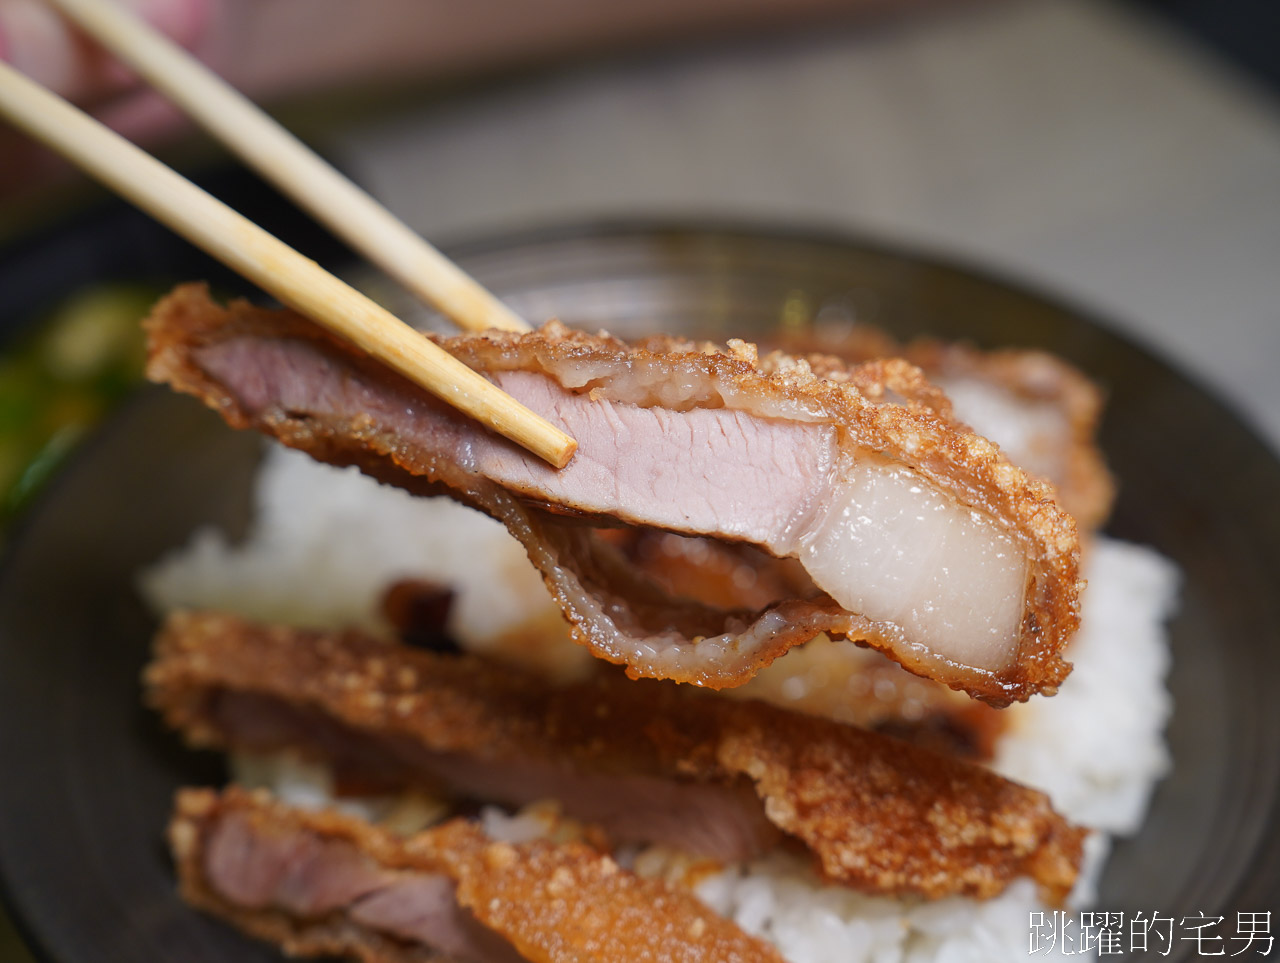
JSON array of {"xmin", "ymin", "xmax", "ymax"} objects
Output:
[{"xmin": 549, "ymin": 435, "xmax": 578, "ymax": 470}]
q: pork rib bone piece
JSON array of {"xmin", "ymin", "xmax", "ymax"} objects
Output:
[{"xmin": 144, "ymin": 285, "xmax": 1082, "ymax": 704}]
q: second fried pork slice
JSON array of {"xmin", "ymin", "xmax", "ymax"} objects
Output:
[
  {"xmin": 147, "ymin": 611, "xmax": 1085, "ymax": 903},
  {"xmin": 145, "ymin": 286, "xmax": 1081, "ymax": 705},
  {"xmin": 172, "ymin": 785, "xmax": 783, "ymax": 963}
]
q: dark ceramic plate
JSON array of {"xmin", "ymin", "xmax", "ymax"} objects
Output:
[{"xmin": 1, "ymin": 222, "xmax": 1277, "ymax": 962}]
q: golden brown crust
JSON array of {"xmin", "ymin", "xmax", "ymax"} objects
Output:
[
  {"xmin": 147, "ymin": 611, "xmax": 740, "ymax": 786},
  {"xmin": 144, "ymin": 284, "xmax": 1082, "ymax": 705},
  {"xmin": 432, "ymin": 820, "xmax": 777, "ymax": 963},
  {"xmin": 149, "ymin": 611, "xmax": 1084, "ymax": 901},
  {"xmin": 171, "ymin": 786, "xmax": 785, "ymax": 963},
  {"xmin": 715, "ymin": 713, "xmax": 1083, "ymax": 903},
  {"xmin": 910, "ymin": 339, "xmax": 1114, "ymax": 530},
  {"xmin": 780, "ymin": 325, "xmax": 1115, "ymax": 529}
]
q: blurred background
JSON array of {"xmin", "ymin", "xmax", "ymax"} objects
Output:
[{"xmin": 0, "ymin": 0, "xmax": 1277, "ymax": 953}]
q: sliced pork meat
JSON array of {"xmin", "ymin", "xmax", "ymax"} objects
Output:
[
  {"xmin": 148, "ymin": 611, "xmax": 1085, "ymax": 902},
  {"xmin": 172, "ymin": 786, "xmax": 783, "ymax": 963},
  {"xmin": 145, "ymin": 284, "xmax": 1082, "ymax": 705},
  {"xmin": 779, "ymin": 324, "xmax": 1115, "ymax": 529}
]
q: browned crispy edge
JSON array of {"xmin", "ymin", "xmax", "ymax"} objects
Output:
[
  {"xmin": 143, "ymin": 284, "xmax": 1081, "ymax": 704},
  {"xmin": 906, "ymin": 338, "xmax": 1115, "ymax": 531},
  {"xmin": 150, "ymin": 611, "xmax": 1085, "ymax": 903},
  {"xmin": 781, "ymin": 326, "xmax": 1115, "ymax": 529},
  {"xmin": 171, "ymin": 786, "xmax": 785, "ymax": 963}
]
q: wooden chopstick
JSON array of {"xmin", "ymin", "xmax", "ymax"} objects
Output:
[
  {"xmin": 0, "ymin": 61, "xmax": 576, "ymax": 469},
  {"xmin": 41, "ymin": 0, "xmax": 531, "ymax": 336}
]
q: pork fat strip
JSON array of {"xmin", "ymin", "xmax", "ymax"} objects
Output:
[
  {"xmin": 148, "ymin": 611, "xmax": 1085, "ymax": 902},
  {"xmin": 172, "ymin": 786, "xmax": 783, "ymax": 963},
  {"xmin": 144, "ymin": 285, "xmax": 1082, "ymax": 704},
  {"xmin": 779, "ymin": 324, "xmax": 1115, "ymax": 529}
]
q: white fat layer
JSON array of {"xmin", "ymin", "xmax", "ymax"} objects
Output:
[{"xmin": 798, "ymin": 460, "xmax": 1027, "ymax": 673}]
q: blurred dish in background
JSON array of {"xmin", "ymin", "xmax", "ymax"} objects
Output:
[{"xmin": 0, "ymin": 283, "xmax": 154, "ymax": 527}]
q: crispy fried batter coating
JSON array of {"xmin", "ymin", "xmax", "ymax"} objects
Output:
[
  {"xmin": 716, "ymin": 711, "xmax": 1083, "ymax": 901},
  {"xmin": 149, "ymin": 611, "xmax": 1084, "ymax": 902},
  {"xmin": 144, "ymin": 285, "xmax": 1082, "ymax": 705}
]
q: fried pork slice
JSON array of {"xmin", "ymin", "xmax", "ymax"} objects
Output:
[
  {"xmin": 148, "ymin": 611, "xmax": 1085, "ymax": 902},
  {"xmin": 781, "ymin": 325, "xmax": 1115, "ymax": 529},
  {"xmin": 172, "ymin": 786, "xmax": 782, "ymax": 963},
  {"xmin": 144, "ymin": 284, "xmax": 1082, "ymax": 705}
]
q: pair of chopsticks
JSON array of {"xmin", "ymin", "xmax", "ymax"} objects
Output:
[{"xmin": 0, "ymin": 0, "xmax": 577, "ymax": 469}]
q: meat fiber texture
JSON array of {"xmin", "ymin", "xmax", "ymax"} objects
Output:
[
  {"xmin": 147, "ymin": 610, "xmax": 1085, "ymax": 903},
  {"xmin": 144, "ymin": 285, "xmax": 1082, "ymax": 707},
  {"xmin": 171, "ymin": 786, "xmax": 783, "ymax": 963}
]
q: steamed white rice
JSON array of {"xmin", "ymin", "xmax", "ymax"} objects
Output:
[{"xmin": 141, "ymin": 444, "xmax": 1179, "ymax": 963}]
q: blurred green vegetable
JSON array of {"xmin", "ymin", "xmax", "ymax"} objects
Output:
[{"xmin": 0, "ymin": 284, "xmax": 157, "ymax": 529}]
